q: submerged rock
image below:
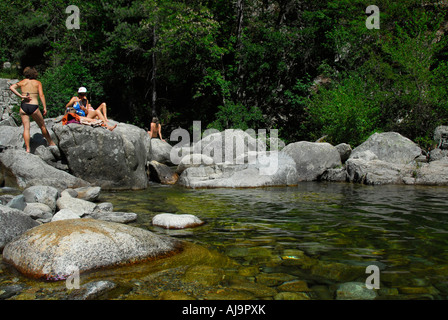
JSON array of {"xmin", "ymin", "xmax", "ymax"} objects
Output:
[
  {"xmin": 274, "ymin": 292, "xmax": 311, "ymax": 300},
  {"xmin": 69, "ymin": 280, "xmax": 117, "ymax": 300},
  {"xmin": 336, "ymin": 282, "xmax": 378, "ymax": 300},
  {"xmin": 183, "ymin": 265, "xmax": 224, "ymax": 286},
  {"xmin": 152, "ymin": 213, "xmax": 204, "ymax": 229},
  {"xmin": 2, "ymin": 219, "xmax": 182, "ymax": 280}
]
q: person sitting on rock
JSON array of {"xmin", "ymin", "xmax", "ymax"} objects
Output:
[
  {"xmin": 148, "ymin": 117, "xmax": 165, "ymax": 142},
  {"xmin": 65, "ymin": 87, "xmax": 116, "ymax": 131},
  {"xmin": 9, "ymin": 66, "xmax": 57, "ymax": 153}
]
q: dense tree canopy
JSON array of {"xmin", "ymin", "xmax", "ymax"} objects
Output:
[{"xmin": 1, "ymin": 0, "xmax": 447, "ymax": 148}]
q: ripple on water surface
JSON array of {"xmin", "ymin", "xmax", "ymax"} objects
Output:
[{"xmin": 2, "ymin": 182, "xmax": 448, "ymax": 300}]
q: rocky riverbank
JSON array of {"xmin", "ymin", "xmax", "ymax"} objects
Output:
[
  {"xmin": 1, "ymin": 115, "xmax": 448, "ymax": 190},
  {"xmin": 0, "ymin": 183, "xmax": 190, "ymax": 283},
  {"xmin": 1, "ymin": 116, "xmax": 448, "ymax": 299}
]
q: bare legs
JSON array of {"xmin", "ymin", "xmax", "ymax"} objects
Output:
[
  {"xmin": 96, "ymin": 103, "xmax": 108, "ymax": 121},
  {"xmin": 80, "ymin": 115, "xmax": 117, "ymax": 131},
  {"xmin": 85, "ymin": 102, "xmax": 116, "ymax": 130},
  {"xmin": 87, "ymin": 102, "xmax": 108, "ymax": 122},
  {"xmin": 20, "ymin": 110, "xmax": 31, "ymax": 153},
  {"xmin": 20, "ymin": 108, "xmax": 56, "ymax": 153}
]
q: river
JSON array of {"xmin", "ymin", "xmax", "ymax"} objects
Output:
[{"xmin": 1, "ymin": 182, "xmax": 448, "ymax": 300}]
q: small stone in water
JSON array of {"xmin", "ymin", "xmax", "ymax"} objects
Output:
[{"xmin": 152, "ymin": 213, "xmax": 204, "ymax": 229}]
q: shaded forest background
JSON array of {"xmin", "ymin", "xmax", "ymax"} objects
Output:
[{"xmin": 0, "ymin": 0, "xmax": 447, "ymax": 148}]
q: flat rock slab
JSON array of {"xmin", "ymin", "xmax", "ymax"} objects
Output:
[
  {"xmin": 0, "ymin": 149, "xmax": 89, "ymax": 191},
  {"xmin": 152, "ymin": 213, "xmax": 205, "ymax": 229},
  {"xmin": 2, "ymin": 219, "xmax": 182, "ymax": 280}
]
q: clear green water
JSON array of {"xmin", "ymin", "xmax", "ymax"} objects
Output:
[{"xmin": 2, "ymin": 182, "xmax": 448, "ymax": 300}]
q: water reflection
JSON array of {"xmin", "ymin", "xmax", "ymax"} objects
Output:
[{"xmin": 2, "ymin": 182, "xmax": 448, "ymax": 299}]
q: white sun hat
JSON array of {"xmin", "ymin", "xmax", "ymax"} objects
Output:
[{"xmin": 78, "ymin": 87, "xmax": 87, "ymax": 93}]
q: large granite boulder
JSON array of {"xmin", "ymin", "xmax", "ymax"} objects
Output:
[
  {"xmin": 412, "ymin": 159, "xmax": 448, "ymax": 185},
  {"xmin": 345, "ymin": 132, "xmax": 425, "ymax": 185},
  {"xmin": 2, "ymin": 219, "xmax": 182, "ymax": 280},
  {"xmin": 173, "ymin": 129, "xmax": 266, "ymax": 165},
  {"xmin": 176, "ymin": 154, "xmax": 214, "ymax": 175},
  {"xmin": 178, "ymin": 151, "xmax": 299, "ymax": 188},
  {"xmin": 282, "ymin": 141, "xmax": 342, "ymax": 181},
  {"xmin": 0, "ymin": 149, "xmax": 89, "ymax": 191},
  {"xmin": 0, "ymin": 119, "xmax": 59, "ymax": 153},
  {"xmin": 53, "ymin": 122, "xmax": 150, "ymax": 190},
  {"xmin": 434, "ymin": 126, "xmax": 448, "ymax": 148},
  {"xmin": 149, "ymin": 138, "xmax": 173, "ymax": 165},
  {"xmin": 199, "ymin": 129, "xmax": 266, "ymax": 163},
  {"xmin": 349, "ymin": 132, "xmax": 422, "ymax": 165},
  {"xmin": 346, "ymin": 158, "xmax": 407, "ymax": 185}
]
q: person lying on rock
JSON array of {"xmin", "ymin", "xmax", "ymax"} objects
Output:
[
  {"xmin": 9, "ymin": 66, "xmax": 57, "ymax": 153},
  {"xmin": 148, "ymin": 117, "xmax": 165, "ymax": 141},
  {"xmin": 65, "ymin": 87, "xmax": 117, "ymax": 131}
]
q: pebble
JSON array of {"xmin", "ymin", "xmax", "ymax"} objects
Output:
[
  {"xmin": 277, "ymin": 280, "xmax": 311, "ymax": 292},
  {"xmin": 229, "ymin": 280, "xmax": 277, "ymax": 298},
  {"xmin": 204, "ymin": 288, "xmax": 255, "ymax": 300},
  {"xmin": 183, "ymin": 265, "xmax": 224, "ymax": 286},
  {"xmin": 256, "ymin": 272, "xmax": 296, "ymax": 287},
  {"xmin": 69, "ymin": 281, "xmax": 117, "ymax": 300},
  {"xmin": 336, "ymin": 282, "xmax": 378, "ymax": 300},
  {"xmin": 274, "ymin": 292, "xmax": 311, "ymax": 300},
  {"xmin": 0, "ymin": 284, "xmax": 24, "ymax": 299}
]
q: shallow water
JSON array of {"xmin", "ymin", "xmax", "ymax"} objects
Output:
[{"xmin": 2, "ymin": 182, "xmax": 448, "ymax": 300}]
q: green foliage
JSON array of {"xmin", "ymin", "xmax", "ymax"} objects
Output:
[
  {"xmin": 307, "ymin": 74, "xmax": 382, "ymax": 146},
  {"xmin": 207, "ymin": 101, "xmax": 264, "ymax": 132},
  {"xmin": 40, "ymin": 59, "xmax": 102, "ymax": 118},
  {"xmin": 0, "ymin": 0, "xmax": 447, "ymax": 147}
]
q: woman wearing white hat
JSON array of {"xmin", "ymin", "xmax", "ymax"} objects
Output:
[{"xmin": 65, "ymin": 87, "xmax": 116, "ymax": 131}]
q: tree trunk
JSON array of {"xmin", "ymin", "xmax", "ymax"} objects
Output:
[
  {"xmin": 151, "ymin": 26, "xmax": 157, "ymax": 117},
  {"xmin": 236, "ymin": 0, "xmax": 244, "ymax": 100}
]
